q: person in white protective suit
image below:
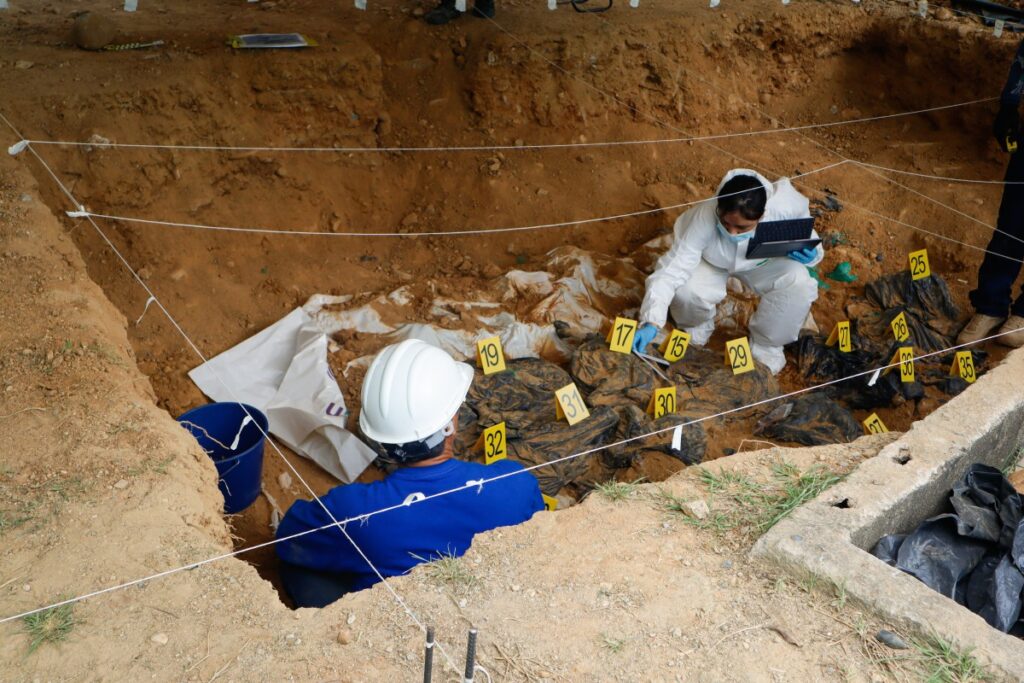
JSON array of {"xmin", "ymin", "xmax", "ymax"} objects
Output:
[{"xmin": 631, "ymin": 169, "xmax": 823, "ymax": 374}]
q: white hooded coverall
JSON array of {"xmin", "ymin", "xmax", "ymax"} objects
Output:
[{"xmin": 638, "ymin": 169, "xmax": 823, "ymax": 373}]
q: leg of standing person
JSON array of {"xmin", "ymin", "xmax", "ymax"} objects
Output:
[
  {"xmin": 961, "ymin": 150, "xmax": 1024, "ymax": 345},
  {"xmin": 997, "ymin": 151, "xmax": 1024, "ymax": 347}
]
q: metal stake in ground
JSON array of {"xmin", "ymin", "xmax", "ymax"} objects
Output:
[
  {"xmin": 463, "ymin": 627, "xmax": 478, "ymax": 683},
  {"xmin": 423, "ymin": 626, "xmax": 435, "ymax": 683}
]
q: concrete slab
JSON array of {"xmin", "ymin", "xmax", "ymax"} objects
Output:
[{"xmin": 753, "ymin": 347, "xmax": 1024, "ymax": 681}]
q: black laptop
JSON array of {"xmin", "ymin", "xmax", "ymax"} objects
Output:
[{"xmin": 745, "ymin": 218, "xmax": 821, "ymax": 259}]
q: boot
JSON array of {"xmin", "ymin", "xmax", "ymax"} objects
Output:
[
  {"xmin": 956, "ymin": 313, "xmax": 1005, "ymax": 345},
  {"xmin": 750, "ymin": 341, "xmax": 786, "ymax": 375},
  {"xmin": 996, "ymin": 314, "xmax": 1024, "ymax": 348},
  {"xmin": 472, "ymin": 0, "xmax": 495, "ymax": 17},
  {"xmin": 425, "ymin": 0, "xmax": 462, "ymax": 25},
  {"xmin": 684, "ymin": 318, "xmax": 716, "ymax": 347}
]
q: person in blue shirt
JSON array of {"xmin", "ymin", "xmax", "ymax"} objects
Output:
[
  {"xmin": 958, "ymin": 41, "xmax": 1024, "ymax": 348},
  {"xmin": 276, "ymin": 339, "xmax": 544, "ymax": 608}
]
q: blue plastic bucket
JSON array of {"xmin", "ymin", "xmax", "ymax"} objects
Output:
[{"xmin": 177, "ymin": 402, "xmax": 267, "ymax": 514}]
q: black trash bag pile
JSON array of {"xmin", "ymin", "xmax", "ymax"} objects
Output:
[
  {"xmin": 453, "ymin": 336, "xmax": 716, "ymax": 495},
  {"xmin": 570, "ymin": 338, "xmax": 706, "ymax": 470},
  {"xmin": 664, "ymin": 345, "xmax": 779, "ymax": 417},
  {"xmin": 864, "ymin": 271, "xmax": 961, "ymax": 352},
  {"xmin": 796, "ymin": 271, "xmax": 984, "ymax": 411},
  {"xmin": 455, "ymin": 358, "xmax": 619, "ymax": 495},
  {"xmin": 753, "ymin": 395, "xmax": 862, "ymax": 446},
  {"xmin": 872, "ymin": 464, "xmax": 1024, "ymax": 634}
]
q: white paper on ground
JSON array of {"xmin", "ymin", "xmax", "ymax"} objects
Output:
[{"xmin": 188, "ymin": 308, "xmax": 376, "ymax": 482}]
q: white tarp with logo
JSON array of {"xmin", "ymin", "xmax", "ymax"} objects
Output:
[{"xmin": 188, "ymin": 308, "xmax": 376, "ymax": 482}]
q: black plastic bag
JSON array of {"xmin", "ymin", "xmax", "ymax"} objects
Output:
[
  {"xmin": 895, "ymin": 515, "xmax": 988, "ymax": 598},
  {"xmin": 951, "ymin": 464, "xmax": 1022, "ymax": 546},
  {"xmin": 871, "ymin": 464, "xmax": 1024, "ymax": 633},
  {"xmin": 872, "ymin": 534, "xmax": 907, "ymax": 567},
  {"xmin": 753, "ymin": 395, "xmax": 863, "ymax": 446},
  {"xmin": 976, "ymin": 556, "xmax": 1024, "ymax": 632}
]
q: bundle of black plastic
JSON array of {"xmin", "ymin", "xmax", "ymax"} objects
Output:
[{"xmin": 872, "ymin": 464, "xmax": 1024, "ymax": 634}]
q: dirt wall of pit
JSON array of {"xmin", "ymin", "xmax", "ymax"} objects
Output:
[
  {"xmin": 0, "ymin": 150, "xmax": 901, "ymax": 680},
  {"xmin": 4, "ymin": 1, "xmax": 1024, "ymax": 680}
]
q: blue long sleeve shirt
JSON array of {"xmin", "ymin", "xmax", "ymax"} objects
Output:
[
  {"xmin": 1002, "ymin": 40, "xmax": 1024, "ymax": 105},
  {"xmin": 275, "ymin": 458, "xmax": 544, "ymax": 591}
]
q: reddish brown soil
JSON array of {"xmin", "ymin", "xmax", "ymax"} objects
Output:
[{"xmin": 2, "ymin": 0, "xmax": 1022, "ymax": 658}]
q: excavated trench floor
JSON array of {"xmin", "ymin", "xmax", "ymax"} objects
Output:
[{"xmin": 5, "ymin": 0, "xmax": 1019, "ymax": 604}]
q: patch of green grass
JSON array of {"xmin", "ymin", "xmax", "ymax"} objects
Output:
[
  {"xmin": 753, "ymin": 462, "xmax": 844, "ymax": 533},
  {"xmin": 0, "ymin": 499, "xmax": 42, "ymax": 535},
  {"xmin": 413, "ymin": 552, "xmax": 477, "ymax": 591},
  {"xmin": 0, "ymin": 510, "xmax": 32, "ymax": 533},
  {"xmin": 600, "ymin": 633, "xmax": 626, "ymax": 653},
  {"xmin": 126, "ymin": 454, "xmax": 176, "ymax": 478},
  {"xmin": 593, "ymin": 478, "xmax": 645, "ymax": 502},
  {"xmin": 87, "ymin": 343, "xmax": 125, "ymax": 367},
  {"xmin": 829, "ymin": 579, "xmax": 848, "ymax": 610},
  {"xmin": 23, "ymin": 602, "xmax": 75, "ymax": 653},
  {"xmin": 668, "ymin": 462, "xmax": 845, "ymax": 538},
  {"xmin": 910, "ymin": 634, "xmax": 993, "ymax": 683},
  {"xmin": 697, "ymin": 468, "xmax": 760, "ymax": 496},
  {"xmin": 654, "ymin": 487, "xmax": 739, "ymax": 532},
  {"xmin": 151, "ymin": 454, "xmax": 176, "ymax": 475},
  {"xmin": 45, "ymin": 477, "xmax": 86, "ymax": 502},
  {"xmin": 1000, "ymin": 443, "xmax": 1023, "ymax": 476}
]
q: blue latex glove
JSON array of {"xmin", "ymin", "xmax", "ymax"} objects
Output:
[
  {"xmin": 787, "ymin": 247, "xmax": 818, "ymax": 265},
  {"xmin": 632, "ymin": 323, "xmax": 658, "ymax": 354}
]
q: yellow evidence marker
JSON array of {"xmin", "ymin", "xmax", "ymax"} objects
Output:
[
  {"xmin": 607, "ymin": 317, "xmax": 638, "ymax": 354},
  {"xmin": 909, "ymin": 249, "xmax": 931, "ymax": 281},
  {"xmin": 825, "ymin": 320, "xmax": 853, "ymax": 352},
  {"xmin": 646, "ymin": 386, "xmax": 677, "ymax": 419},
  {"xmin": 862, "ymin": 413, "xmax": 889, "ymax": 434},
  {"xmin": 951, "ymin": 350, "xmax": 977, "ymax": 384},
  {"xmin": 890, "ymin": 347, "xmax": 915, "ymax": 383},
  {"xmin": 475, "ymin": 422, "xmax": 507, "ymax": 465},
  {"xmin": 477, "ymin": 335, "xmax": 507, "ymax": 375},
  {"xmin": 554, "ymin": 382, "xmax": 590, "ymax": 425},
  {"xmin": 890, "ymin": 312, "xmax": 910, "ymax": 342},
  {"xmin": 542, "ymin": 494, "xmax": 559, "ymax": 511},
  {"xmin": 725, "ymin": 336, "xmax": 755, "ymax": 375},
  {"xmin": 659, "ymin": 329, "xmax": 691, "ymax": 363}
]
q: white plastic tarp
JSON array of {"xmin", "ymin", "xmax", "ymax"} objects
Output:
[{"xmin": 188, "ymin": 308, "xmax": 376, "ymax": 482}]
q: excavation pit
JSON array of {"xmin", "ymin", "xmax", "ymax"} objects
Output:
[
  {"xmin": 4, "ymin": 0, "xmax": 1024, "ymax": 677},
  {"xmin": 10, "ymin": 3, "xmax": 1018, "ymax": 593}
]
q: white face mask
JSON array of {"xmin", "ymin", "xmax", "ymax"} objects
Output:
[{"xmin": 717, "ymin": 219, "xmax": 755, "ymax": 243}]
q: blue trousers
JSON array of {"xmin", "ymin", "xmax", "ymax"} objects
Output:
[
  {"xmin": 970, "ymin": 150, "xmax": 1024, "ymax": 317},
  {"xmin": 279, "ymin": 560, "xmax": 356, "ymax": 608}
]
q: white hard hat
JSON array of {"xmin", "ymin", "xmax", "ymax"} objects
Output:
[{"xmin": 359, "ymin": 339, "xmax": 474, "ymax": 447}]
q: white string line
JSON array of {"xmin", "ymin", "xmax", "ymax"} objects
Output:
[
  {"xmin": 12, "ymin": 97, "xmax": 996, "ymax": 155},
  {"xmin": 70, "ymin": 161, "xmax": 849, "ymax": 238},
  {"xmin": 0, "ymin": 6, "xmax": 1017, "ymax": 627},
  {"xmin": 4, "ymin": 319, "xmax": 1020, "ymax": 627},
  {"xmin": 851, "ymin": 159, "xmax": 1024, "ymax": 185},
  {"xmin": 652, "ymin": 20, "xmax": 1023, "ymax": 248},
  {"xmin": 638, "ymin": 17, "xmax": 1010, "ymax": 240},
  {"xmin": 1, "ymin": 0, "xmax": 1019, "ymax": 630},
  {"xmin": 0, "ymin": 114, "xmax": 459, "ymax": 673},
  {"xmin": 744, "ymin": 6, "xmax": 1014, "ymax": 238},
  {"xmin": 487, "ymin": 9, "xmax": 1024, "ymax": 264}
]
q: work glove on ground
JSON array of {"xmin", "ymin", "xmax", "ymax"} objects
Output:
[
  {"xmin": 993, "ymin": 104, "xmax": 1020, "ymax": 153},
  {"xmin": 632, "ymin": 323, "xmax": 658, "ymax": 354},
  {"xmin": 787, "ymin": 247, "xmax": 818, "ymax": 265}
]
